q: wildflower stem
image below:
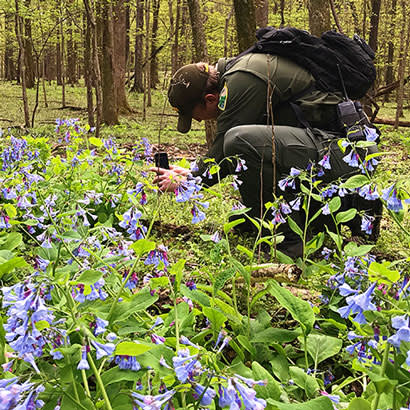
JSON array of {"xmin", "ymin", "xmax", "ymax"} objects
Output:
[
  {"xmin": 303, "ymin": 334, "xmax": 309, "ymax": 371},
  {"xmin": 87, "ymin": 352, "xmax": 113, "ymax": 410},
  {"xmin": 371, "ymin": 342, "xmax": 390, "ymax": 410},
  {"xmin": 81, "ymin": 369, "xmax": 91, "ymax": 397}
]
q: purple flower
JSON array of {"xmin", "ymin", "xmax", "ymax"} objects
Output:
[
  {"xmin": 272, "ymin": 209, "xmax": 286, "ymax": 225},
  {"xmin": 144, "ymin": 246, "xmax": 169, "ymax": 268},
  {"xmin": 219, "ymin": 379, "xmax": 241, "ymax": 409},
  {"xmin": 343, "ymin": 150, "xmax": 359, "ymax": 167},
  {"xmin": 193, "ymin": 384, "xmax": 216, "ymax": 407},
  {"xmin": 235, "ymin": 158, "xmax": 248, "ymax": 173},
  {"xmin": 132, "ymin": 389, "xmax": 175, "ymax": 410},
  {"xmin": 338, "ymin": 282, "xmax": 377, "ymax": 324},
  {"xmin": 361, "ymin": 214, "xmax": 374, "ymax": 235},
  {"xmin": 91, "ymin": 340, "xmax": 115, "ymax": 360},
  {"xmin": 388, "ymin": 315, "xmax": 410, "ymax": 348},
  {"xmin": 115, "ymin": 355, "xmax": 141, "ymax": 371},
  {"xmin": 234, "ymin": 380, "xmax": 266, "ymax": 410},
  {"xmin": 382, "ymin": 184, "xmax": 403, "ymax": 212},
  {"xmin": 358, "ymin": 184, "xmax": 379, "ymax": 201},
  {"xmin": 210, "ymin": 231, "xmax": 221, "ymax": 243},
  {"xmin": 94, "ymin": 317, "xmax": 108, "ymax": 336},
  {"xmin": 191, "ymin": 203, "xmax": 206, "ymax": 224},
  {"xmin": 364, "ymin": 126, "xmax": 378, "ymax": 142},
  {"xmin": 172, "ymin": 349, "xmax": 199, "ymax": 382},
  {"xmin": 77, "ymin": 346, "xmax": 90, "ymax": 370},
  {"xmin": 289, "ymin": 197, "xmax": 301, "ymax": 211},
  {"xmin": 151, "ymin": 334, "xmax": 165, "ymax": 345},
  {"xmin": 321, "ymin": 203, "xmax": 331, "ymax": 215},
  {"xmin": 319, "ymin": 154, "xmax": 331, "ymax": 170}
]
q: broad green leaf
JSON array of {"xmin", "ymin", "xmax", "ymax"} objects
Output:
[
  {"xmin": 75, "ymin": 270, "xmax": 102, "ymax": 285},
  {"xmin": 336, "ymin": 208, "xmax": 357, "ymax": 224},
  {"xmin": 0, "ymin": 233, "xmax": 22, "ymax": 251},
  {"xmin": 267, "ymin": 280, "xmax": 315, "ymax": 336},
  {"xmin": 89, "ymin": 137, "xmax": 103, "ymax": 147},
  {"xmin": 326, "ymin": 228, "xmax": 342, "ymax": 249},
  {"xmin": 0, "ymin": 257, "xmax": 29, "ymax": 276},
  {"xmin": 368, "ymin": 261, "xmax": 400, "ymax": 285},
  {"xmin": 355, "ymin": 140, "xmax": 377, "ymax": 148},
  {"xmin": 236, "ymin": 244, "xmax": 253, "ymax": 259},
  {"xmin": 61, "ymin": 230, "xmax": 82, "ymax": 241},
  {"xmin": 270, "ymin": 354, "xmax": 290, "ymax": 382},
  {"xmin": 328, "ymin": 196, "xmax": 341, "ymax": 213},
  {"xmin": 347, "ymin": 398, "xmax": 371, "ymax": 410},
  {"xmin": 305, "ymin": 232, "xmax": 325, "ymax": 255},
  {"xmin": 3, "ymin": 204, "xmax": 17, "ymax": 218},
  {"xmin": 304, "ymin": 334, "xmax": 342, "ymax": 365},
  {"xmin": 150, "ymin": 276, "xmax": 169, "ymax": 288},
  {"xmin": 289, "ymin": 366, "xmax": 319, "ymax": 398},
  {"xmin": 288, "ymin": 216, "xmax": 303, "ymax": 238},
  {"xmin": 213, "ymin": 267, "xmax": 236, "ymax": 293},
  {"xmin": 252, "ymin": 361, "xmax": 281, "ymax": 400},
  {"xmin": 340, "ymin": 174, "xmax": 369, "ymax": 189},
  {"xmin": 252, "ymin": 327, "xmax": 301, "ymax": 344},
  {"xmin": 35, "ymin": 320, "xmax": 50, "ymax": 331},
  {"xmin": 236, "ymin": 334, "xmax": 256, "ymax": 356},
  {"xmin": 181, "ymin": 284, "xmax": 211, "ymax": 307},
  {"xmin": 130, "ymin": 239, "xmax": 156, "ymax": 256},
  {"xmin": 343, "ymin": 242, "xmax": 374, "ymax": 257},
  {"xmin": 115, "ymin": 341, "xmax": 153, "ymax": 356},
  {"xmin": 230, "ymin": 257, "xmax": 250, "ymax": 287},
  {"xmin": 202, "ymin": 306, "xmax": 227, "ymax": 329},
  {"xmin": 101, "ymin": 367, "xmax": 142, "ymax": 386},
  {"xmin": 368, "ymin": 370, "xmax": 398, "ymax": 394},
  {"xmin": 268, "ymin": 396, "xmax": 334, "ymax": 410},
  {"xmin": 223, "ymin": 218, "xmax": 245, "ymax": 234}
]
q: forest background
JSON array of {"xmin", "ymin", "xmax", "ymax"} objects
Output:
[{"xmin": 0, "ymin": 0, "xmax": 409, "ymax": 141}]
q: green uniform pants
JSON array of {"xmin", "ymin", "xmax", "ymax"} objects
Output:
[{"xmin": 222, "ymin": 125, "xmax": 379, "ymax": 255}]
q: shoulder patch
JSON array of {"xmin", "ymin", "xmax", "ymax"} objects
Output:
[{"xmin": 218, "ymin": 84, "xmax": 228, "ymax": 111}]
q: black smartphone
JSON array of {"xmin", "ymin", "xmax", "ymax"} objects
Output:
[{"xmin": 154, "ymin": 152, "xmax": 170, "ymax": 169}]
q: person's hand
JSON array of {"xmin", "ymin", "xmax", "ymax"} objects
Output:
[{"xmin": 149, "ymin": 165, "xmax": 190, "ymax": 192}]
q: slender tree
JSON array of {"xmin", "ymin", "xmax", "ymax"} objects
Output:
[
  {"xmin": 233, "ymin": 0, "xmax": 256, "ymax": 52},
  {"xmin": 131, "ymin": 0, "xmax": 144, "ymax": 92},
  {"xmin": 307, "ymin": 0, "xmax": 331, "ymax": 36}
]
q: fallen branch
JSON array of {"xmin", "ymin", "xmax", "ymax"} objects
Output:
[{"xmin": 373, "ymin": 117, "xmax": 410, "ymax": 127}]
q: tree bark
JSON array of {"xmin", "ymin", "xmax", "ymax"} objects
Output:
[
  {"xmin": 150, "ymin": 0, "xmax": 160, "ymax": 87},
  {"xmin": 254, "ymin": 0, "xmax": 268, "ymax": 28},
  {"xmin": 368, "ymin": 0, "xmax": 381, "ymax": 54},
  {"xmin": 56, "ymin": 26, "xmax": 62, "ymax": 85},
  {"xmin": 84, "ymin": 11, "xmax": 95, "ymax": 127},
  {"xmin": 23, "ymin": 0, "xmax": 35, "ymax": 88},
  {"xmin": 307, "ymin": 0, "xmax": 331, "ymax": 36},
  {"xmin": 131, "ymin": 0, "xmax": 144, "ymax": 92},
  {"xmin": 100, "ymin": 1, "xmax": 119, "ymax": 125},
  {"xmin": 84, "ymin": 0, "xmax": 103, "ymax": 136},
  {"xmin": 395, "ymin": 0, "xmax": 410, "ymax": 129},
  {"xmin": 187, "ymin": 0, "xmax": 208, "ymax": 61},
  {"xmin": 66, "ymin": 0, "xmax": 78, "ymax": 85},
  {"xmin": 15, "ymin": 0, "xmax": 30, "ymax": 127},
  {"xmin": 233, "ymin": 0, "xmax": 256, "ymax": 52},
  {"xmin": 384, "ymin": 0, "xmax": 397, "ymax": 102},
  {"xmin": 59, "ymin": 0, "xmax": 66, "ymax": 108},
  {"xmin": 113, "ymin": 0, "xmax": 132, "ymax": 113},
  {"xmin": 5, "ymin": 13, "xmax": 16, "ymax": 81}
]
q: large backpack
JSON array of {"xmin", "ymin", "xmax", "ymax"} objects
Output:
[{"xmin": 226, "ymin": 27, "xmax": 376, "ymax": 100}]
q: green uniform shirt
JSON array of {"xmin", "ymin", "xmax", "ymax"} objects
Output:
[{"xmin": 194, "ymin": 53, "xmax": 344, "ymax": 185}]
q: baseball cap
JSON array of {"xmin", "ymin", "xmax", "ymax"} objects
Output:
[{"xmin": 168, "ymin": 64, "xmax": 209, "ymax": 133}]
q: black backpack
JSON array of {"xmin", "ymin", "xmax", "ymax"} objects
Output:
[{"xmin": 227, "ymin": 27, "xmax": 376, "ymax": 100}]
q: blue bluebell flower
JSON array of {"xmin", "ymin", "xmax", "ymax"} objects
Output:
[
  {"xmin": 172, "ymin": 349, "xmax": 199, "ymax": 382},
  {"xmin": 132, "ymin": 389, "xmax": 175, "ymax": 410},
  {"xmin": 382, "ymin": 184, "xmax": 403, "ymax": 212},
  {"xmin": 343, "ymin": 150, "xmax": 360, "ymax": 167},
  {"xmin": 319, "ymin": 154, "xmax": 331, "ymax": 170},
  {"xmin": 90, "ymin": 340, "xmax": 115, "ymax": 360},
  {"xmin": 193, "ymin": 384, "xmax": 216, "ymax": 407},
  {"xmin": 77, "ymin": 346, "xmax": 90, "ymax": 370},
  {"xmin": 115, "ymin": 355, "xmax": 141, "ymax": 371},
  {"xmin": 388, "ymin": 315, "xmax": 410, "ymax": 348},
  {"xmin": 321, "ymin": 203, "xmax": 331, "ymax": 215},
  {"xmin": 219, "ymin": 379, "xmax": 241, "ymax": 410},
  {"xmin": 361, "ymin": 215, "xmax": 374, "ymax": 235},
  {"xmin": 272, "ymin": 209, "xmax": 286, "ymax": 225},
  {"xmin": 235, "ymin": 158, "xmax": 248, "ymax": 173},
  {"xmin": 358, "ymin": 184, "xmax": 379, "ymax": 201},
  {"xmin": 289, "ymin": 197, "xmax": 301, "ymax": 211},
  {"xmin": 364, "ymin": 126, "xmax": 379, "ymax": 142},
  {"xmin": 234, "ymin": 380, "xmax": 266, "ymax": 410}
]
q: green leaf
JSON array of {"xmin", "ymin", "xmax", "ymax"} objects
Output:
[
  {"xmin": 368, "ymin": 261, "xmax": 400, "ymax": 285},
  {"xmin": 89, "ymin": 137, "xmax": 103, "ymax": 147},
  {"xmin": 61, "ymin": 230, "xmax": 82, "ymax": 241},
  {"xmin": 343, "ymin": 242, "xmax": 374, "ymax": 257},
  {"xmin": 326, "ymin": 228, "xmax": 342, "ymax": 249},
  {"xmin": 347, "ymin": 398, "xmax": 371, "ymax": 410},
  {"xmin": 230, "ymin": 257, "xmax": 250, "ymax": 287},
  {"xmin": 202, "ymin": 306, "xmax": 227, "ymax": 329},
  {"xmin": 328, "ymin": 196, "xmax": 341, "ymax": 213},
  {"xmin": 0, "ymin": 233, "xmax": 22, "ymax": 251},
  {"xmin": 368, "ymin": 370, "xmax": 398, "ymax": 394},
  {"xmin": 236, "ymin": 244, "xmax": 253, "ymax": 259},
  {"xmin": 252, "ymin": 327, "xmax": 301, "ymax": 344},
  {"xmin": 213, "ymin": 267, "xmax": 236, "ymax": 293},
  {"xmin": 336, "ymin": 208, "xmax": 357, "ymax": 224},
  {"xmin": 268, "ymin": 396, "xmax": 334, "ymax": 410},
  {"xmin": 0, "ymin": 256, "xmax": 29, "ymax": 277},
  {"xmin": 305, "ymin": 334, "xmax": 342, "ymax": 365},
  {"xmin": 223, "ymin": 218, "xmax": 245, "ymax": 234},
  {"xmin": 169, "ymin": 259, "xmax": 185, "ymax": 293},
  {"xmin": 3, "ymin": 204, "xmax": 17, "ymax": 218},
  {"xmin": 35, "ymin": 320, "xmax": 50, "ymax": 331},
  {"xmin": 237, "ymin": 334, "xmax": 256, "ymax": 356},
  {"xmin": 130, "ymin": 239, "xmax": 156, "ymax": 256},
  {"xmin": 181, "ymin": 284, "xmax": 210, "ymax": 307},
  {"xmin": 289, "ymin": 366, "xmax": 319, "ymax": 398},
  {"xmin": 288, "ymin": 216, "xmax": 303, "ymax": 238},
  {"xmin": 114, "ymin": 341, "xmax": 153, "ymax": 356},
  {"xmin": 340, "ymin": 174, "xmax": 369, "ymax": 189},
  {"xmin": 75, "ymin": 270, "xmax": 102, "ymax": 285},
  {"xmin": 101, "ymin": 367, "xmax": 142, "ymax": 386},
  {"xmin": 305, "ymin": 232, "xmax": 325, "ymax": 255},
  {"xmin": 252, "ymin": 361, "xmax": 281, "ymax": 400},
  {"xmin": 267, "ymin": 280, "xmax": 315, "ymax": 336},
  {"xmin": 355, "ymin": 140, "xmax": 377, "ymax": 148}
]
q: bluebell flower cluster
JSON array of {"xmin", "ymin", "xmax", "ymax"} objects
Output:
[
  {"xmin": 0, "ymin": 378, "xmax": 45, "ymax": 409},
  {"xmin": 119, "ymin": 206, "xmax": 147, "ymax": 240}
]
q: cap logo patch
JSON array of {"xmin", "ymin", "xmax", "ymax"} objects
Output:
[{"xmin": 218, "ymin": 83, "xmax": 228, "ymax": 111}]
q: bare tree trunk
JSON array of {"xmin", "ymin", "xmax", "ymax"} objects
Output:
[
  {"xmin": 131, "ymin": 0, "xmax": 144, "ymax": 92},
  {"xmin": 145, "ymin": 0, "xmax": 152, "ymax": 107},
  {"xmin": 59, "ymin": 0, "xmax": 66, "ymax": 108},
  {"xmin": 395, "ymin": 1, "xmax": 410, "ymax": 128},
  {"xmin": 113, "ymin": 0, "xmax": 132, "ymax": 113},
  {"xmin": 150, "ymin": 0, "xmax": 160, "ymax": 88},
  {"xmin": 15, "ymin": 0, "xmax": 30, "ymax": 127},
  {"xmin": 23, "ymin": 0, "xmax": 35, "ymax": 88},
  {"xmin": 233, "ymin": 0, "xmax": 256, "ymax": 52},
  {"xmin": 187, "ymin": 0, "xmax": 208, "ymax": 61},
  {"xmin": 368, "ymin": 0, "xmax": 381, "ymax": 54},
  {"xmin": 66, "ymin": 0, "xmax": 78, "ymax": 85},
  {"xmin": 84, "ymin": 11, "xmax": 94, "ymax": 127},
  {"xmin": 42, "ymin": 57, "xmax": 48, "ymax": 107},
  {"xmin": 224, "ymin": 8, "xmax": 233, "ymax": 57},
  {"xmin": 307, "ymin": 0, "xmax": 331, "ymax": 36},
  {"xmin": 101, "ymin": 1, "xmax": 119, "ymax": 124},
  {"xmin": 5, "ymin": 13, "xmax": 16, "ymax": 81},
  {"xmin": 56, "ymin": 26, "xmax": 62, "ymax": 85},
  {"xmin": 254, "ymin": 0, "xmax": 268, "ymax": 28},
  {"xmin": 348, "ymin": 1, "xmax": 360, "ymax": 34},
  {"xmin": 84, "ymin": 0, "xmax": 103, "ymax": 136},
  {"xmin": 384, "ymin": 0, "xmax": 397, "ymax": 103}
]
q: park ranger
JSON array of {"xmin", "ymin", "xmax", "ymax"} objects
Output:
[{"xmin": 153, "ymin": 53, "xmax": 381, "ymax": 258}]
